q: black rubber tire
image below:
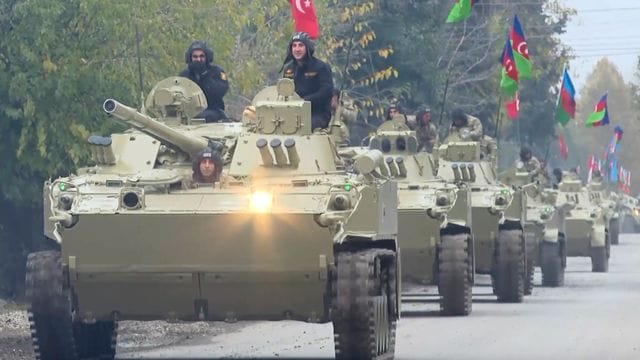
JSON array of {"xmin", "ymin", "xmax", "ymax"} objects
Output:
[
  {"xmin": 493, "ymin": 229, "xmax": 525, "ymax": 303},
  {"xmin": 333, "ymin": 249, "xmax": 397, "ymax": 360},
  {"xmin": 610, "ymin": 218, "xmax": 620, "ymax": 245},
  {"xmin": 26, "ymin": 251, "xmax": 118, "ymax": 360},
  {"xmin": 621, "ymin": 216, "xmax": 636, "ymax": 233},
  {"xmin": 541, "ymin": 242, "xmax": 564, "ymax": 287},
  {"xmin": 438, "ymin": 233, "xmax": 472, "ymax": 316},
  {"xmin": 523, "ymin": 238, "xmax": 537, "ymax": 295},
  {"xmin": 591, "ymin": 235, "xmax": 610, "ymax": 273}
]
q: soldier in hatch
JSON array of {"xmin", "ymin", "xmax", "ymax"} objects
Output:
[
  {"xmin": 519, "ymin": 146, "xmax": 542, "ymax": 179},
  {"xmin": 180, "ymin": 41, "xmax": 229, "ymax": 122},
  {"xmin": 448, "ymin": 108, "xmax": 483, "ymax": 141},
  {"xmin": 415, "ymin": 107, "xmax": 438, "ymax": 152},
  {"xmin": 192, "ymin": 148, "xmax": 224, "ymax": 184},
  {"xmin": 281, "ymin": 32, "xmax": 334, "ymax": 130},
  {"xmin": 330, "ymin": 89, "xmax": 358, "ymax": 145}
]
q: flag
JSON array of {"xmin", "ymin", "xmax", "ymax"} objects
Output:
[
  {"xmin": 604, "ymin": 125, "xmax": 623, "ymax": 160},
  {"xmin": 446, "ymin": 0, "xmax": 476, "ymax": 23},
  {"xmin": 505, "ymin": 91, "xmax": 520, "ymax": 119},
  {"xmin": 500, "ymin": 34, "xmax": 518, "ymax": 96},
  {"xmin": 509, "ymin": 15, "xmax": 532, "ymax": 79},
  {"xmin": 288, "ymin": 0, "xmax": 319, "ymax": 39},
  {"xmin": 555, "ymin": 68, "xmax": 576, "ymax": 126},
  {"xmin": 558, "ymin": 132, "xmax": 569, "ymax": 160},
  {"xmin": 610, "ymin": 157, "xmax": 618, "ymax": 183},
  {"xmin": 585, "ymin": 92, "xmax": 609, "ymax": 127},
  {"xmin": 587, "ymin": 155, "xmax": 597, "ymax": 183}
]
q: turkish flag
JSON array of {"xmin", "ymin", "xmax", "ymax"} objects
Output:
[
  {"xmin": 558, "ymin": 133, "xmax": 568, "ymax": 160},
  {"xmin": 504, "ymin": 92, "xmax": 519, "ymax": 120},
  {"xmin": 288, "ymin": 0, "xmax": 319, "ymax": 40}
]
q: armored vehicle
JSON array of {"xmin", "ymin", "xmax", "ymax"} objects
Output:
[
  {"xmin": 619, "ymin": 194, "xmax": 640, "ymax": 233},
  {"xmin": 557, "ymin": 173, "xmax": 609, "ymax": 272},
  {"xmin": 344, "ymin": 117, "xmax": 474, "ymax": 315},
  {"xmin": 501, "ymin": 163, "xmax": 567, "ymax": 289},
  {"xmin": 437, "ymin": 130, "xmax": 525, "ymax": 303},
  {"xmin": 587, "ymin": 175, "xmax": 620, "ymax": 245},
  {"xmin": 28, "ymin": 78, "xmax": 399, "ymax": 360}
]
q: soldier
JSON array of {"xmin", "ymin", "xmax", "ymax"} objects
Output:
[
  {"xmin": 519, "ymin": 146, "xmax": 542, "ymax": 178},
  {"xmin": 449, "ymin": 108, "xmax": 483, "ymax": 141},
  {"xmin": 179, "ymin": 41, "xmax": 229, "ymax": 123},
  {"xmin": 552, "ymin": 168, "xmax": 563, "ymax": 189},
  {"xmin": 330, "ymin": 89, "xmax": 357, "ymax": 145},
  {"xmin": 192, "ymin": 147, "xmax": 223, "ymax": 184},
  {"xmin": 281, "ymin": 32, "xmax": 334, "ymax": 130},
  {"xmin": 415, "ymin": 107, "xmax": 438, "ymax": 152}
]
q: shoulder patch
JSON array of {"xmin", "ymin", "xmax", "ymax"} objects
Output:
[
  {"xmin": 220, "ymin": 72, "xmax": 227, "ymax": 81},
  {"xmin": 304, "ymin": 71, "xmax": 318, "ymax": 77}
]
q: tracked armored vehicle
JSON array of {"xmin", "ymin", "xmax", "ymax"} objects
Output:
[
  {"xmin": 557, "ymin": 172, "xmax": 609, "ymax": 272},
  {"xmin": 437, "ymin": 130, "xmax": 525, "ymax": 303},
  {"xmin": 344, "ymin": 117, "xmax": 474, "ymax": 315},
  {"xmin": 28, "ymin": 78, "xmax": 399, "ymax": 360},
  {"xmin": 501, "ymin": 163, "xmax": 567, "ymax": 290}
]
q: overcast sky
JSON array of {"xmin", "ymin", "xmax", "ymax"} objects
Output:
[{"xmin": 560, "ymin": 0, "xmax": 640, "ymax": 93}]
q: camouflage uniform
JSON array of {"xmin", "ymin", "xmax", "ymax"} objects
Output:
[
  {"xmin": 524, "ymin": 156, "xmax": 542, "ymax": 177},
  {"xmin": 417, "ymin": 123, "xmax": 439, "ymax": 152},
  {"xmin": 449, "ymin": 114, "xmax": 483, "ymax": 141},
  {"xmin": 332, "ymin": 101, "xmax": 357, "ymax": 144}
]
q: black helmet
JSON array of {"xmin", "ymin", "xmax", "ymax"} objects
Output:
[
  {"xmin": 185, "ymin": 40, "xmax": 214, "ymax": 64},
  {"xmin": 415, "ymin": 106, "xmax": 432, "ymax": 127},
  {"xmin": 451, "ymin": 108, "xmax": 468, "ymax": 125},
  {"xmin": 192, "ymin": 147, "xmax": 223, "ymax": 181},
  {"xmin": 281, "ymin": 32, "xmax": 315, "ymax": 71},
  {"xmin": 519, "ymin": 146, "xmax": 532, "ymax": 160}
]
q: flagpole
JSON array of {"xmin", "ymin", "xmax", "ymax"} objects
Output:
[
  {"xmin": 546, "ymin": 63, "xmax": 567, "ymax": 162},
  {"xmin": 495, "ymin": 95, "xmax": 503, "ymax": 149}
]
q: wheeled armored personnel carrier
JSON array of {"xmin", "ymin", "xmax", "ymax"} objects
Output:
[
  {"xmin": 28, "ymin": 78, "xmax": 400, "ymax": 360},
  {"xmin": 343, "ymin": 117, "xmax": 474, "ymax": 315},
  {"xmin": 437, "ymin": 130, "xmax": 525, "ymax": 303},
  {"xmin": 587, "ymin": 175, "xmax": 620, "ymax": 245},
  {"xmin": 501, "ymin": 163, "xmax": 567, "ymax": 289},
  {"xmin": 619, "ymin": 194, "xmax": 640, "ymax": 233},
  {"xmin": 557, "ymin": 172, "xmax": 609, "ymax": 272}
]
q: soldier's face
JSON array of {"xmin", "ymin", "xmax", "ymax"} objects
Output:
[
  {"xmin": 199, "ymin": 158, "xmax": 215, "ymax": 177},
  {"xmin": 421, "ymin": 112, "xmax": 431, "ymax": 124},
  {"xmin": 191, "ymin": 49, "xmax": 206, "ymax": 63},
  {"xmin": 291, "ymin": 41, "xmax": 307, "ymax": 60}
]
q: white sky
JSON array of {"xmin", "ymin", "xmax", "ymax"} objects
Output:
[{"xmin": 560, "ymin": 0, "xmax": 640, "ymax": 93}]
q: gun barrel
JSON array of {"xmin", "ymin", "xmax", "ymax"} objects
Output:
[{"xmin": 103, "ymin": 99, "xmax": 208, "ymax": 157}]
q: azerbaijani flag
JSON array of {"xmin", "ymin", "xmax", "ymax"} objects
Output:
[
  {"xmin": 446, "ymin": 0, "xmax": 476, "ymax": 23},
  {"xmin": 585, "ymin": 92, "xmax": 609, "ymax": 127},
  {"xmin": 509, "ymin": 15, "xmax": 532, "ymax": 79},
  {"xmin": 500, "ymin": 34, "xmax": 518, "ymax": 96},
  {"xmin": 504, "ymin": 91, "xmax": 519, "ymax": 119},
  {"xmin": 555, "ymin": 68, "xmax": 576, "ymax": 126}
]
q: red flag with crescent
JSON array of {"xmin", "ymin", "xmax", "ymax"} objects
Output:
[{"xmin": 288, "ymin": 0, "xmax": 319, "ymax": 40}]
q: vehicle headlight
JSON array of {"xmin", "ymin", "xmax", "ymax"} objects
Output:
[
  {"xmin": 57, "ymin": 193, "xmax": 75, "ymax": 211},
  {"xmin": 331, "ymin": 193, "xmax": 351, "ymax": 211},
  {"xmin": 633, "ymin": 208, "xmax": 640, "ymax": 217},
  {"xmin": 250, "ymin": 191, "xmax": 273, "ymax": 213},
  {"xmin": 435, "ymin": 191, "xmax": 451, "ymax": 206}
]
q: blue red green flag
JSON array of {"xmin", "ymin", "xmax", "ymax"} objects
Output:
[
  {"xmin": 446, "ymin": 0, "xmax": 477, "ymax": 23},
  {"xmin": 585, "ymin": 92, "xmax": 609, "ymax": 127},
  {"xmin": 509, "ymin": 15, "xmax": 532, "ymax": 79},
  {"xmin": 555, "ymin": 68, "xmax": 575, "ymax": 126},
  {"xmin": 499, "ymin": 34, "xmax": 518, "ymax": 96}
]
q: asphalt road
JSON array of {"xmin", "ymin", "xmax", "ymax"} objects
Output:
[{"xmin": 118, "ymin": 234, "xmax": 640, "ymax": 360}]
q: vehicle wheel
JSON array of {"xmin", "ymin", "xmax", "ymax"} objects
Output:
[
  {"xmin": 610, "ymin": 218, "xmax": 620, "ymax": 245},
  {"xmin": 541, "ymin": 242, "xmax": 564, "ymax": 287},
  {"xmin": 590, "ymin": 235, "xmax": 609, "ymax": 273},
  {"xmin": 333, "ymin": 249, "xmax": 397, "ymax": 360},
  {"xmin": 26, "ymin": 251, "xmax": 118, "ymax": 360},
  {"xmin": 622, "ymin": 216, "xmax": 635, "ymax": 233},
  {"xmin": 438, "ymin": 233, "xmax": 472, "ymax": 316},
  {"xmin": 493, "ymin": 229, "xmax": 525, "ymax": 303}
]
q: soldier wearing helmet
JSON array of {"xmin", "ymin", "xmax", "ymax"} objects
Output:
[
  {"xmin": 179, "ymin": 41, "xmax": 229, "ymax": 123},
  {"xmin": 415, "ymin": 106, "xmax": 438, "ymax": 152},
  {"xmin": 192, "ymin": 147, "xmax": 224, "ymax": 184},
  {"xmin": 519, "ymin": 146, "xmax": 542, "ymax": 178},
  {"xmin": 448, "ymin": 108, "xmax": 483, "ymax": 141},
  {"xmin": 281, "ymin": 32, "xmax": 334, "ymax": 130}
]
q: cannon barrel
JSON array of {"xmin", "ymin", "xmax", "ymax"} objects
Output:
[{"xmin": 103, "ymin": 99, "xmax": 208, "ymax": 157}]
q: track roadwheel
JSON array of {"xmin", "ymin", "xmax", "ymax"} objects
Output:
[
  {"xmin": 610, "ymin": 218, "xmax": 620, "ymax": 245},
  {"xmin": 541, "ymin": 242, "xmax": 564, "ymax": 287},
  {"xmin": 333, "ymin": 249, "xmax": 397, "ymax": 360},
  {"xmin": 493, "ymin": 229, "xmax": 525, "ymax": 303},
  {"xmin": 26, "ymin": 251, "xmax": 118, "ymax": 360},
  {"xmin": 438, "ymin": 233, "xmax": 472, "ymax": 316}
]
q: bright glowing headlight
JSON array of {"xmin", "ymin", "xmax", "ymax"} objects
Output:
[
  {"xmin": 250, "ymin": 191, "xmax": 273, "ymax": 213},
  {"xmin": 633, "ymin": 208, "xmax": 640, "ymax": 217}
]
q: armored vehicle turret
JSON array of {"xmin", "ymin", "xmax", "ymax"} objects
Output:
[
  {"xmin": 437, "ymin": 132, "xmax": 526, "ymax": 303},
  {"xmin": 28, "ymin": 78, "xmax": 399, "ymax": 360},
  {"xmin": 557, "ymin": 173, "xmax": 609, "ymax": 272},
  {"xmin": 501, "ymin": 162, "xmax": 567, "ymax": 289},
  {"xmin": 344, "ymin": 119, "xmax": 474, "ymax": 315}
]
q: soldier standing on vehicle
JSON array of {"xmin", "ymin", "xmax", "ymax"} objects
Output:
[
  {"xmin": 281, "ymin": 32, "xmax": 334, "ymax": 130},
  {"xmin": 415, "ymin": 107, "xmax": 438, "ymax": 152},
  {"xmin": 179, "ymin": 41, "xmax": 229, "ymax": 122},
  {"xmin": 448, "ymin": 108, "xmax": 483, "ymax": 141},
  {"xmin": 519, "ymin": 146, "xmax": 542, "ymax": 178}
]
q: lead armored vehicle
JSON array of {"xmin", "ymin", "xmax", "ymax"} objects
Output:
[
  {"xmin": 501, "ymin": 163, "xmax": 567, "ymax": 289},
  {"xmin": 437, "ymin": 130, "xmax": 525, "ymax": 303},
  {"xmin": 28, "ymin": 78, "xmax": 399, "ymax": 360},
  {"xmin": 343, "ymin": 117, "xmax": 474, "ymax": 315},
  {"xmin": 557, "ymin": 172, "xmax": 609, "ymax": 272}
]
